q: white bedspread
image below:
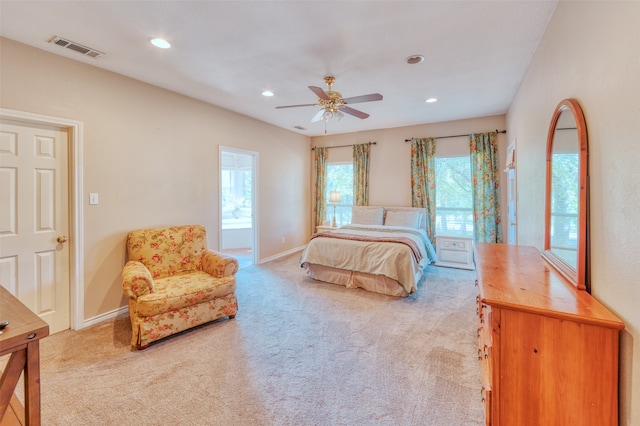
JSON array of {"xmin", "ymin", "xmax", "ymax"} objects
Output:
[{"xmin": 300, "ymin": 224, "xmax": 437, "ymax": 294}]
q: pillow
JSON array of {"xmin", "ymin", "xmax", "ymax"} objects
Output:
[
  {"xmin": 351, "ymin": 207, "xmax": 384, "ymax": 225},
  {"xmin": 384, "ymin": 210, "xmax": 422, "ymax": 229}
]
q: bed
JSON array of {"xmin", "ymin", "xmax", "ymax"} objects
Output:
[{"xmin": 299, "ymin": 206, "xmax": 437, "ymax": 297}]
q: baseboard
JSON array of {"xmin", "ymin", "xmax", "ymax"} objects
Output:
[
  {"xmin": 82, "ymin": 305, "xmax": 128, "ymax": 329},
  {"xmin": 258, "ymin": 245, "xmax": 305, "ymax": 264},
  {"xmin": 79, "ymin": 246, "xmax": 305, "ymax": 329}
]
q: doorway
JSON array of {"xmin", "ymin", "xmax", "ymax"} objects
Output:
[
  {"xmin": 0, "ymin": 109, "xmax": 84, "ymax": 333},
  {"xmin": 219, "ymin": 147, "xmax": 257, "ymax": 268}
]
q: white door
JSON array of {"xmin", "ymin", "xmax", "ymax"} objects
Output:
[
  {"xmin": 506, "ymin": 167, "xmax": 517, "ymax": 245},
  {"xmin": 0, "ymin": 119, "xmax": 70, "ymax": 334},
  {"xmin": 504, "ymin": 142, "xmax": 517, "ymax": 245}
]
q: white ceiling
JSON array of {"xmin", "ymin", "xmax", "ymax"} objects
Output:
[{"xmin": 0, "ymin": 1, "xmax": 557, "ymax": 137}]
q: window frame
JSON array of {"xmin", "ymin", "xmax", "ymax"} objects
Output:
[
  {"xmin": 435, "ymin": 154, "xmax": 474, "ymax": 237},
  {"xmin": 325, "ymin": 161, "xmax": 354, "ymax": 227}
]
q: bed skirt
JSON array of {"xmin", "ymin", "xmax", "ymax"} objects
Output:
[{"xmin": 302, "ymin": 263, "xmax": 419, "ymax": 297}]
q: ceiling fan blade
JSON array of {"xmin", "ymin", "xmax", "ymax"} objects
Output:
[
  {"xmin": 309, "ymin": 86, "xmax": 330, "ymax": 100},
  {"xmin": 341, "ymin": 93, "xmax": 383, "ymax": 104},
  {"xmin": 311, "ymin": 109, "xmax": 326, "ymax": 122},
  {"xmin": 275, "ymin": 103, "xmax": 317, "ymax": 109},
  {"xmin": 341, "ymin": 106, "xmax": 370, "ymax": 119}
]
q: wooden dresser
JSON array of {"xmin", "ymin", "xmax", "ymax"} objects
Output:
[{"xmin": 475, "ymin": 243, "xmax": 624, "ymax": 426}]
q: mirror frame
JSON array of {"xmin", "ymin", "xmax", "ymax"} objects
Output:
[{"xmin": 542, "ymin": 99, "xmax": 588, "ymax": 291}]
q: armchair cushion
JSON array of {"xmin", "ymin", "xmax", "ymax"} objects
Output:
[
  {"xmin": 122, "ymin": 224, "xmax": 238, "ymax": 349},
  {"xmin": 134, "ymin": 272, "xmax": 236, "ymax": 317}
]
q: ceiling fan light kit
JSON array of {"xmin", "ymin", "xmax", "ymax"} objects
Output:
[{"xmin": 276, "ymin": 75, "xmax": 383, "ymax": 131}]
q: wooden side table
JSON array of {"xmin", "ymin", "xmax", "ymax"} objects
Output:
[
  {"xmin": 434, "ymin": 234, "xmax": 475, "ymax": 270},
  {"xmin": 0, "ymin": 286, "xmax": 49, "ymax": 426}
]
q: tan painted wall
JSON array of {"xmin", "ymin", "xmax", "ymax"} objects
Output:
[
  {"xmin": 311, "ymin": 115, "xmax": 508, "ymax": 237},
  {"xmin": 0, "ymin": 37, "xmax": 311, "ymax": 321},
  {"xmin": 506, "ymin": 2, "xmax": 640, "ymax": 424}
]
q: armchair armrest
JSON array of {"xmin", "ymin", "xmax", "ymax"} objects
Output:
[
  {"xmin": 202, "ymin": 250, "xmax": 239, "ymax": 278},
  {"xmin": 122, "ymin": 260, "xmax": 155, "ymax": 299}
]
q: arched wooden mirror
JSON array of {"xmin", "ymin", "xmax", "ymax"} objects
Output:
[{"xmin": 542, "ymin": 99, "xmax": 589, "ymax": 291}]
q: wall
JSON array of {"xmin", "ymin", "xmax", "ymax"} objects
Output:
[
  {"xmin": 506, "ymin": 2, "xmax": 640, "ymax": 424},
  {"xmin": 0, "ymin": 37, "xmax": 311, "ymax": 322},
  {"xmin": 311, "ymin": 115, "xmax": 508, "ymax": 237},
  {"xmin": 222, "ymin": 228, "xmax": 252, "ymax": 249}
]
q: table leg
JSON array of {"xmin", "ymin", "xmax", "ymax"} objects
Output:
[
  {"xmin": 24, "ymin": 340, "xmax": 41, "ymax": 426},
  {"xmin": 0, "ymin": 349, "xmax": 27, "ymax": 420}
]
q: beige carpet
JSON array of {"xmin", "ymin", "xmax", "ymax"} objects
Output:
[{"xmin": 17, "ymin": 253, "xmax": 483, "ymax": 425}]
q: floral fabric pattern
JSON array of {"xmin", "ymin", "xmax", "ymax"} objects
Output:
[
  {"xmin": 353, "ymin": 143, "xmax": 370, "ymax": 206},
  {"xmin": 122, "ymin": 225, "xmax": 238, "ymax": 348},
  {"xmin": 126, "ymin": 225, "xmax": 207, "ymax": 279},
  {"xmin": 410, "ymin": 138, "xmax": 437, "ymax": 245},
  {"xmin": 470, "ymin": 132, "xmax": 503, "ymax": 243},
  {"xmin": 129, "ymin": 294, "xmax": 238, "ymax": 349},
  {"xmin": 135, "ymin": 272, "xmax": 236, "ymax": 317},
  {"xmin": 314, "ymin": 147, "xmax": 328, "ymax": 227}
]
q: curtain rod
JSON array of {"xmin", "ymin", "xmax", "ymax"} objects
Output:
[
  {"xmin": 311, "ymin": 141, "xmax": 377, "ymax": 151},
  {"xmin": 404, "ymin": 129, "xmax": 506, "ymax": 142}
]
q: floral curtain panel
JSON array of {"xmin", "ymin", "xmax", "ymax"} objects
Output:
[
  {"xmin": 410, "ymin": 137, "xmax": 436, "ymax": 244},
  {"xmin": 353, "ymin": 143, "xmax": 370, "ymax": 206},
  {"xmin": 470, "ymin": 132, "xmax": 503, "ymax": 243},
  {"xmin": 314, "ymin": 147, "xmax": 328, "ymax": 227}
]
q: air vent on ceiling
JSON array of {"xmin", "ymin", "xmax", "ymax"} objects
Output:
[
  {"xmin": 49, "ymin": 36, "xmax": 105, "ymax": 59},
  {"xmin": 293, "ymin": 126, "xmax": 307, "ymax": 130}
]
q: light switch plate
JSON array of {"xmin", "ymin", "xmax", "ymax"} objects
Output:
[{"xmin": 89, "ymin": 193, "xmax": 99, "ymax": 205}]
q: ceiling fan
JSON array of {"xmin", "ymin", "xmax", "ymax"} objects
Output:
[{"xmin": 276, "ymin": 76, "xmax": 383, "ymax": 123}]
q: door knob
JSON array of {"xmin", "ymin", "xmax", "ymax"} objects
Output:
[{"xmin": 57, "ymin": 235, "xmax": 68, "ymax": 244}]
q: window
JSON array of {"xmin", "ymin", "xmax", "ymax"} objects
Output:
[
  {"xmin": 325, "ymin": 162, "xmax": 353, "ymax": 226},
  {"xmin": 435, "ymin": 156, "xmax": 474, "ymax": 236}
]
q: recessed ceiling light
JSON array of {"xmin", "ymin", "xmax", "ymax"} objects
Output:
[
  {"xmin": 150, "ymin": 38, "xmax": 171, "ymax": 49},
  {"xmin": 405, "ymin": 55, "xmax": 424, "ymax": 65},
  {"xmin": 262, "ymin": 90, "xmax": 274, "ymax": 97},
  {"xmin": 426, "ymin": 98, "xmax": 438, "ymax": 103}
]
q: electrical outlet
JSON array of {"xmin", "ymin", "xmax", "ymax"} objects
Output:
[{"xmin": 281, "ymin": 237, "xmax": 285, "ymax": 244}]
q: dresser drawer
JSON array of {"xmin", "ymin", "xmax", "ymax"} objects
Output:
[
  {"xmin": 481, "ymin": 385, "xmax": 492, "ymax": 426},
  {"xmin": 441, "ymin": 239, "xmax": 471, "ymax": 250},
  {"xmin": 478, "ymin": 300, "xmax": 494, "ymax": 426}
]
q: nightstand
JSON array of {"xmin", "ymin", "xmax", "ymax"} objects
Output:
[
  {"xmin": 315, "ymin": 225, "xmax": 336, "ymax": 233},
  {"xmin": 434, "ymin": 235, "xmax": 474, "ymax": 270}
]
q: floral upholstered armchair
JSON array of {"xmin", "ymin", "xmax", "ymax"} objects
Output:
[{"xmin": 122, "ymin": 225, "xmax": 238, "ymax": 349}]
